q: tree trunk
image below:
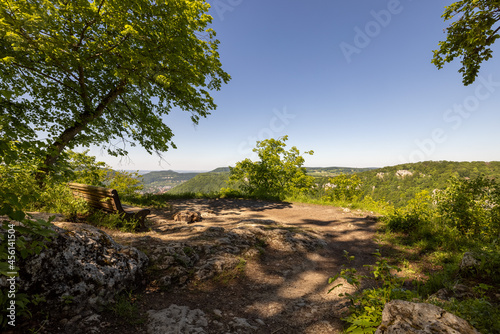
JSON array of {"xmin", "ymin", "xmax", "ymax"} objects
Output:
[{"xmin": 35, "ymin": 80, "xmax": 127, "ymax": 185}]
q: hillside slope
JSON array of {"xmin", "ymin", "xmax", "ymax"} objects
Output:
[
  {"xmin": 167, "ymin": 172, "xmax": 230, "ymax": 194},
  {"xmin": 140, "ymin": 170, "xmax": 198, "ymax": 193},
  {"xmin": 358, "ymin": 161, "xmax": 500, "ymax": 206}
]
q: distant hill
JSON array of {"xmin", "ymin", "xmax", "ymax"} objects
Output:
[
  {"xmin": 166, "ymin": 166, "xmax": 376, "ymax": 194},
  {"xmin": 139, "ymin": 170, "xmax": 199, "ymax": 193},
  {"xmin": 358, "ymin": 161, "xmax": 500, "ymax": 207},
  {"xmin": 167, "ymin": 171, "xmax": 230, "ymax": 194},
  {"xmin": 306, "ymin": 166, "xmax": 376, "ymax": 177}
]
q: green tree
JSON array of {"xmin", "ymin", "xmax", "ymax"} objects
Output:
[
  {"xmin": 0, "ymin": 0, "xmax": 230, "ymax": 180},
  {"xmin": 432, "ymin": 0, "xmax": 500, "ymax": 85},
  {"xmin": 437, "ymin": 175, "xmax": 500, "ymax": 237},
  {"xmin": 324, "ymin": 173, "xmax": 362, "ymax": 202},
  {"xmin": 229, "ymin": 136, "xmax": 314, "ymax": 200}
]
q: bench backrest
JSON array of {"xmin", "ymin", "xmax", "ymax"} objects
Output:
[{"xmin": 68, "ymin": 183, "xmax": 124, "ymax": 213}]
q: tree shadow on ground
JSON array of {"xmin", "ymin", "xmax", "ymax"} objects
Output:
[{"xmin": 102, "ymin": 199, "xmax": 384, "ymax": 333}]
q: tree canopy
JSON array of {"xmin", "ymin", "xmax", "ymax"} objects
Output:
[
  {"xmin": 432, "ymin": 0, "xmax": 500, "ymax": 85},
  {"xmin": 0, "ymin": 0, "xmax": 230, "ymax": 176},
  {"xmin": 228, "ymin": 136, "xmax": 314, "ymax": 200}
]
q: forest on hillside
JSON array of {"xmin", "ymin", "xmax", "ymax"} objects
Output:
[
  {"xmin": 357, "ymin": 161, "xmax": 500, "ymax": 207},
  {"xmin": 155, "ymin": 161, "xmax": 500, "ymax": 207}
]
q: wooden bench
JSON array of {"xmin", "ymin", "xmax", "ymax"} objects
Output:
[{"xmin": 68, "ymin": 182, "xmax": 150, "ymax": 227}]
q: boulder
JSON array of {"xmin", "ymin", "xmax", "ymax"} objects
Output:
[
  {"xmin": 375, "ymin": 300, "xmax": 479, "ymax": 334},
  {"xmin": 0, "ymin": 222, "xmax": 148, "ymax": 318},
  {"xmin": 174, "ymin": 210, "xmax": 202, "ymax": 223},
  {"xmin": 459, "ymin": 252, "xmax": 480, "ymax": 271}
]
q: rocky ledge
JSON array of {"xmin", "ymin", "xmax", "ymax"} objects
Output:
[{"xmin": 0, "ymin": 221, "xmax": 148, "ymax": 332}]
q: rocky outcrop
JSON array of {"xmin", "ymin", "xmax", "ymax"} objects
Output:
[
  {"xmin": 396, "ymin": 170, "xmax": 413, "ymax": 178},
  {"xmin": 375, "ymin": 300, "xmax": 479, "ymax": 334},
  {"xmin": 148, "ymin": 219, "xmax": 327, "ymax": 289},
  {"xmin": 0, "ymin": 222, "xmax": 148, "ymax": 318}
]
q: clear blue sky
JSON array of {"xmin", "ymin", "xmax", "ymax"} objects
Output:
[{"xmin": 86, "ymin": 0, "xmax": 500, "ymax": 171}]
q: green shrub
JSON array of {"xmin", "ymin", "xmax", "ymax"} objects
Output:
[
  {"xmin": 431, "ymin": 298, "xmax": 500, "ymax": 334},
  {"xmin": 385, "ymin": 190, "xmax": 434, "ymax": 233},
  {"xmin": 324, "ymin": 174, "xmax": 362, "ymax": 202},
  {"xmin": 437, "ymin": 175, "xmax": 500, "ymax": 239},
  {"xmin": 87, "ymin": 211, "xmax": 142, "ymax": 232}
]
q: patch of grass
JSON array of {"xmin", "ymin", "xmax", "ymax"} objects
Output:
[
  {"xmin": 86, "ymin": 211, "xmax": 142, "ymax": 232},
  {"xmin": 430, "ymin": 298, "xmax": 500, "ymax": 334},
  {"xmin": 214, "ymin": 258, "xmax": 247, "ymax": 284},
  {"xmin": 109, "ymin": 291, "xmax": 146, "ymax": 325}
]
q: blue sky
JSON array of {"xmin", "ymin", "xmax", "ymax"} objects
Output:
[{"xmin": 87, "ymin": 0, "xmax": 500, "ymax": 171}]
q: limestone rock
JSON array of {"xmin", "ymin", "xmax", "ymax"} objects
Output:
[
  {"xmin": 459, "ymin": 252, "xmax": 480, "ymax": 271},
  {"xmin": 396, "ymin": 170, "xmax": 413, "ymax": 178},
  {"xmin": 147, "ymin": 304, "xmax": 209, "ymax": 334},
  {"xmin": 0, "ymin": 222, "xmax": 148, "ymax": 319},
  {"xmin": 174, "ymin": 210, "xmax": 202, "ymax": 223},
  {"xmin": 375, "ymin": 300, "xmax": 480, "ymax": 334}
]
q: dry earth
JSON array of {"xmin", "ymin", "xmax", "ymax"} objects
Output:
[{"xmin": 31, "ymin": 199, "xmax": 381, "ymax": 334}]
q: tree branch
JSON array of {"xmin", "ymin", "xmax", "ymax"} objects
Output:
[{"xmin": 36, "ymin": 79, "xmax": 127, "ymax": 180}]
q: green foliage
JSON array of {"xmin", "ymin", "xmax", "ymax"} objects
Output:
[
  {"xmin": 432, "ymin": 0, "xmax": 500, "ymax": 85},
  {"xmin": 328, "ymin": 251, "xmax": 418, "ymax": 333},
  {"xmin": 0, "ymin": 217, "xmax": 56, "ymax": 329},
  {"xmin": 229, "ymin": 136, "xmax": 314, "ymax": 200},
  {"xmin": 168, "ymin": 172, "xmax": 230, "ymax": 195},
  {"xmin": 385, "ymin": 190, "xmax": 434, "ymax": 233},
  {"xmin": 358, "ymin": 161, "xmax": 500, "ymax": 208},
  {"xmin": 219, "ymin": 187, "xmax": 245, "ymax": 199},
  {"xmin": 432, "ymin": 298, "xmax": 500, "ymax": 334},
  {"xmin": 324, "ymin": 174, "xmax": 363, "ymax": 202},
  {"xmin": 87, "ymin": 211, "xmax": 141, "ymax": 232},
  {"xmin": 437, "ymin": 175, "xmax": 500, "ymax": 238},
  {"xmin": 106, "ymin": 169, "xmax": 143, "ymax": 197},
  {"xmin": 0, "ymin": 0, "xmax": 230, "ymax": 174},
  {"xmin": 109, "ymin": 291, "xmax": 145, "ymax": 325}
]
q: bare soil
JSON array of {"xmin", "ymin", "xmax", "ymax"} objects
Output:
[{"xmin": 31, "ymin": 198, "xmax": 381, "ymax": 334}]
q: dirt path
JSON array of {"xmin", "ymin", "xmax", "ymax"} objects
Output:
[{"xmin": 92, "ymin": 199, "xmax": 380, "ymax": 334}]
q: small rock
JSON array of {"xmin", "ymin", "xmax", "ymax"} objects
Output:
[
  {"xmin": 255, "ymin": 318, "xmax": 266, "ymax": 326},
  {"xmin": 173, "ymin": 211, "xmax": 202, "ymax": 223},
  {"xmin": 229, "ymin": 317, "xmax": 258, "ymax": 331}
]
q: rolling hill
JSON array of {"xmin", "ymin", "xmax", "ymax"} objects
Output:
[
  {"xmin": 139, "ymin": 170, "xmax": 199, "ymax": 193},
  {"xmin": 139, "ymin": 162, "xmax": 500, "ymax": 207},
  {"xmin": 165, "ymin": 166, "xmax": 376, "ymax": 195}
]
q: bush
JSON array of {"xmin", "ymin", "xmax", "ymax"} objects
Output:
[
  {"xmin": 324, "ymin": 174, "xmax": 362, "ymax": 202},
  {"xmin": 437, "ymin": 175, "xmax": 500, "ymax": 239},
  {"xmin": 385, "ymin": 190, "xmax": 434, "ymax": 233}
]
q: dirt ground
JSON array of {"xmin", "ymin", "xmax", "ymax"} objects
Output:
[
  {"xmin": 29, "ymin": 198, "xmax": 381, "ymax": 334},
  {"xmin": 107, "ymin": 199, "xmax": 380, "ymax": 333}
]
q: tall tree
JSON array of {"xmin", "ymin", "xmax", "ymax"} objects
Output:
[
  {"xmin": 432, "ymin": 0, "xmax": 500, "ymax": 85},
  {"xmin": 0, "ymin": 0, "xmax": 230, "ymax": 178}
]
